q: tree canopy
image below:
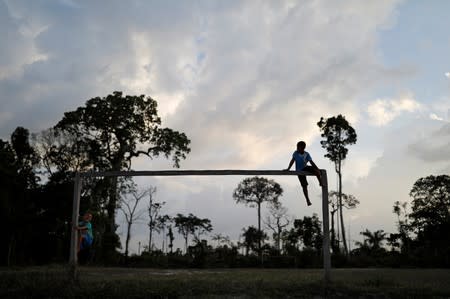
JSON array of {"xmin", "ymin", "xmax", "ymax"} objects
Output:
[
  {"xmin": 233, "ymin": 176, "xmax": 283, "ymax": 261},
  {"xmin": 317, "ymin": 114, "xmax": 357, "ymax": 165},
  {"xmin": 55, "ymin": 91, "xmax": 191, "ymax": 171}
]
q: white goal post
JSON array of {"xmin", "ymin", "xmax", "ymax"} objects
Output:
[{"xmin": 70, "ymin": 169, "xmax": 330, "ymax": 282}]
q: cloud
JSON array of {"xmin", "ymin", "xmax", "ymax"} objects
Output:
[
  {"xmin": 0, "ymin": 0, "xmax": 410, "ymax": 251},
  {"xmin": 445, "ymin": 72, "xmax": 450, "ymax": 78},
  {"xmin": 345, "ymin": 117, "xmax": 450, "ymax": 241},
  {"xmin": 429, "ymin": 113, "xmax": 445, "ymax": 121},
  {"xmin": 408, "ymin": 122, "xmax": 450, "ymax": 164},
  {"xmin": 367, "ymin": 94, "xmax": 421, "ymax": 126},
  {"xmin": 0, "ymin": 1, "xmax": 48, "ymax": 80}
]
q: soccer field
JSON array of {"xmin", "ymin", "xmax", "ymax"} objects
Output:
[{"xmin": 2, "ymin": 267, "xmax": 450, "ymax": 298}]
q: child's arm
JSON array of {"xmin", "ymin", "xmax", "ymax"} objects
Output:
[
  {"xmin": 74, "ymin": 225, "xmax": 88, "ymax": 231},
  {"xmin": 284, "ymin": 158, "xmax": 295, "ymax": 171}
]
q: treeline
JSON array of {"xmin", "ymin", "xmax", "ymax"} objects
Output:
[
  {"xmin": 1, "ymin": 91, "xmax": 449, "ymax": 268},
  {"xmin": 117, "ymin": 175, "xmax": 450, "ymax": 269}
]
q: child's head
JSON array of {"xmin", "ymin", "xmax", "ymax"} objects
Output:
[
  {"xmin": 297, "ymin": 141, "xmax": 306, "ymax": 152},
  {"xmin": 83, "ymin": 212, "xmax": 92, "ymax": 222}
]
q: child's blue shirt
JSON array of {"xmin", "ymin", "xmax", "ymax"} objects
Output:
[
  {"xmin": 79, "ymin": 221, "xmax": 93, "ymax": 239},
  {"xmin": 292, "ymin": 151, "xmax": 312, "ymax": 171}
]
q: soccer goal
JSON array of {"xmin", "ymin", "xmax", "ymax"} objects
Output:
[{"xmin": 70, "ymin": 169, "xmax": 330, "ymax": 281}]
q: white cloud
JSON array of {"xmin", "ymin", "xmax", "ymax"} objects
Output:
[
  {"xmin": 0, "ymin": 1, "xmax": 48, "ymax": 80},
  {"xmin": 0, "ymin": 0, "xmax": 413, "ymax": 251},
  {"xmin": 445, "ymin": 72, "xmax": 450, "ymax": 78},
  {"xmin": 429, "ymin": 113, "xmax": 445, "ymax": 121},
  {"xmin": 367, "ymin": 94, "xmax": 421, "ymax": 126}
]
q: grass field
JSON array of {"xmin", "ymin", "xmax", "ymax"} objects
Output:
[{"xmin": 2, "ymin": 266, "xmax": 450, "ymax": 298}]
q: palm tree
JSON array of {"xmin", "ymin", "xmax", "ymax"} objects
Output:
[{"xmin": 356, "ymin": 229, "xmax": 387, "ymax": 253}]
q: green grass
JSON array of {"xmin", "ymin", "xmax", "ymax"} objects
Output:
[{"xmin": 1, "ymin": 266, "xmax": 450, "ymax": 298}]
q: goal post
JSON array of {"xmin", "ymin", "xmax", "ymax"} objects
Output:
[{"xmin": 69, "ymin": 169, "xmax": 330, "ymax": 282}]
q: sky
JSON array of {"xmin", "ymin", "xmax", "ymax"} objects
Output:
[{"xmin": 1, "ymin": 0, "xmax": 449, "ymax": 254}]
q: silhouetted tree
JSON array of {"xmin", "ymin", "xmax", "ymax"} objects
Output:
[
  {"xmin": 146, "ymin": 187, "xmax": 164, "ymax": 252},
  {"xmin": 52, "ymin": 91, "xmax": 190, "ymax": 255},
  {"xmin": 355, "ymin": 229, "xmax": 387, "ymax": 254},
  {"xmin": 264, "ymin": 202, "xmax": 290, "ymax": 252},
  {"xmin": 241, "ymin": 226, "xmax": 268, "ymax": 256},
  {"xmin": 392, "ymin": 200, "xmax": 410, "ymax": 254},
  {"xmin": 294, "ymin": 214, "xmax": 323, "ymax": 252},
  {"xmin": 233, "ymin": 177, "xmax": 283, "ymax": 262},
  {"xmin": 174, "ymin": 213, "xmax": 213, "ymax": 253},
  {"xmin": 0, "ymin": 127, "xmax": 40, "ymax": 265},
  {"xmin": 329, "ymin": 191, "xmax": 359, "ymax": 253},
  {"xmin": 156, "ymin": 214, "xmax": 172, "ymax": 253},
  {"xmin": 318, "ymin": 115, "xmax": 357, "ymax": 255},
  {"xmin": 407, "ymin": 175, "xmax": 450, "ymax": 265},
  {"xmin": 167, "ymin": 225, "xmax": 174, "ymax": 254},
  {"xmin": 212, "ymin": 234, "xmax": 231, "ymax": 249},
  {"xmin": 119, "ymin": 182, "xmax": 147, "ymax": 257}
]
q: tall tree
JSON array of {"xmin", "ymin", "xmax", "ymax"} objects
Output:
[
  {"xmin": 329, "ymin": 191, "xmax": 359, "ymax": 253},
  {"xmin": 233, "ymin": 176, "xmax": 283, "ymax": 262},
  {"xmin": 409, "ymin": 175, "xmax": 450, "ymax": 231},
  {"xmin": 156, "ymin": 215, "xmax": 172, "ymax": 253},
  {"xmin": 317, "ymin": 114, "xmax": 357, "ymax": 255},
  {"xmin": 407, "ymin": 175, "xmax": 450, "ymax": 264},
  {"xmin": 54, "ymin": 91, "xmax": 191, "ymax": 251},
  {"xmin": 0, "ymin": 127, "xmax": 40, "ymax": 265},
  {"xmin": 264, "ymin": 202, "xmax": 290, "ymax": 252},
  {"xmin": 119, "ymin": 182, "xmax": 147, "ymax": 257},
  {"xmin": 167, "ymin": 225, "xmax": 175, "ymax": 254},
  {"xmin": 174, "ymin": 213, "xmax": 213, "ymax": 253},
  {"xmin": 146, "ymin": 187, "xmax": 164, "ymax": 252},
  {"xmin": 392, "ymin": 201, "xmax": 410, "ymax": 254}
]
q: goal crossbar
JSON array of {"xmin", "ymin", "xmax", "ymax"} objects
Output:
[
  {"xmin": 80, "ymin": 169, "xmax": 320, "ymax": 178},
  {"xmin": 70, "ymin": 169, "xmax": 331, "ymax": 283}
]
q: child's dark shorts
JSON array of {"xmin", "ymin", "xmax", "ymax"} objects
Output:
[{"xmin": 297, "ymin": 166, "xmax": 315, "ymax": 187}]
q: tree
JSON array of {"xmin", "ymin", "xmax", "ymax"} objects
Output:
[
  {"xmin": 156, "ymin": 215, "xmax": 172, "ymax": 253},
  {"xmin": 233, "ymin": 176, "xmax": 283, "ymax": 261},
  {"xmin": 0, "ymin": 127, "xmax": 40, "ymax": 265},
  {"xmin": 407, "ymin": 175, "xmax": 450, "ymax": 265},
  {"xmin": 409, "ymin": 175, "xmax": 450, "ymax": 231},
  {"xmin": 329, "ymin": 191, "xmax": 359, "ymax": 253},
  {"xmin": 167, "ymin": 225, "xmax": 175, "ymax": 254},
  {"xmin": 317, "ymin": 114, "xmax": 357, "ymax": 255},
  {"xmin": 32, "ymin": 127, "xmax": 91, "ymax": 176},
  {"xmin": 355, "ymin": 229, "xmax": 387, "ymax": 254},
  {"xmin": 54, "ymin": 91, "xmax": 191, "ymax": 253},
  {"xmin": 146, "ymin": 187, "xmax": 164, "ymax": 252},
  {"xmin": 392, "ymin": 201, "xmax": 410, "ymax": 253},
  {"xmin": 293, "ymin": 214, "xmax": 323, "ymax": 252},
  {"xmin": 240, "ymin": 226, "xmax": 268, "ymax": 256},
  {"xmin": 191, "ymin": 217, "xmax": 213, "ymax": 244},
  {"xmin": 264, "ymin": 202, "xmax": 290, "ymax": 252},
  {"xmin": 212, "ymin": 234, "xmax": 231, "ymax": 248},
  {"xmin": 10, "ymin": 127, "xmax": 40, "ymax": 188},
  {"xmin": 174, "ymin": 213, "xmax": 213, "ymax": 253},
  {"xmin": 119, "ymin": 182, "xmax": 147, "ymax": 257}
]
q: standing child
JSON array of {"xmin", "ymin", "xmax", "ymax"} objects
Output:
[
  {"xmin": 284, "ymin": 141, "xmax": 322, "ymax": 206},
  {"xmin": 75, "ymin": 212, "xmax": 93, "ymax": 252}
]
